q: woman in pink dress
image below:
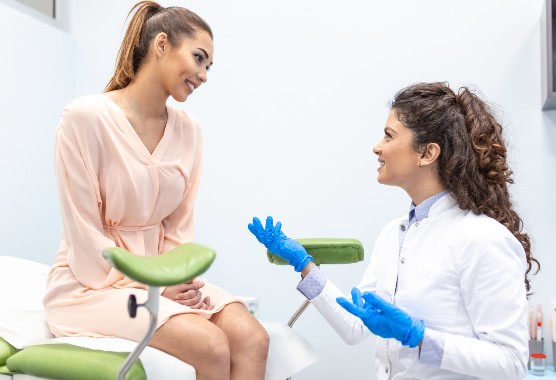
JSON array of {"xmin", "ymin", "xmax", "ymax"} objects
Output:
[{"xmin": 43, "ymin": 2, "xmax": 269, "ymax": 379}]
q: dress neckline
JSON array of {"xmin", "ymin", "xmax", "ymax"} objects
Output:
[{"xmin": 101, "ymin": 94, "xmax": 174, "ymax": 164}]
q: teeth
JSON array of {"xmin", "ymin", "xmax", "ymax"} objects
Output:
[{"xmin": 186, "ymin": 81, "xmax": 194, "ymax": 92}]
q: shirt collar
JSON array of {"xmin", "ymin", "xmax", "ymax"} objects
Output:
[{"xmin": 409, "ymin": 191, "xmax": 449, "ymax": 226}]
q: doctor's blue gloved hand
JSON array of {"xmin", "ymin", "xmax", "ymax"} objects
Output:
[
  {"xmin": 248, "ymin": 216, "xmax": 314, "ymax": 272},
  {"xmin": 337, "ymin": 288, "xmax": 425, "ymax": 348}
]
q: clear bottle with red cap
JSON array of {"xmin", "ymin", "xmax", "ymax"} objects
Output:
[{"xmin": 530, "ymin": 352, "xmax": 546, "ymax": 376}]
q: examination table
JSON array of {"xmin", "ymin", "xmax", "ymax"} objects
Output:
[{"xmin": 0, "ymin": 238, "xmax": 363, "ymax": 379}]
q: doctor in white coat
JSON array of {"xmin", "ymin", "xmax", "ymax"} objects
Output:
[{"xmin": 249, "ymin": 82, "xmax": 540, "ymax": 379}]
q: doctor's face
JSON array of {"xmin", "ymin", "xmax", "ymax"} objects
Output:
[{"xmin": 372, "ymin": 110, "xmax": 422, "ymax": 191}]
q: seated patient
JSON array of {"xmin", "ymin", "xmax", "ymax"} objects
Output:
[
  {"xmin": 43, "ymin": 2, "xmax": 268, "ymax": 379},
  {"xmin": 249, "ymin": 82, "xmax": 539, "ymax": 379}
]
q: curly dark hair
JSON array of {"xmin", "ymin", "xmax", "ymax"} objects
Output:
[{"xmin": 390, "ymin": 82, "xmax": 539, "ymax": 293}]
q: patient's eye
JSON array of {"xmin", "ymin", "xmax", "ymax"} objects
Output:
[{"xmin": 194, "ymin": 53, "xmax": 204, "ymax": 64}]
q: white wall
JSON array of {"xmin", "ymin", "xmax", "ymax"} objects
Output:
[
  {"xmin": 0, "ymin": 0, "xmax": 73, "ymax": 264},
  {"xmin": 3, "ymin": 0, "xmax": 556, "ymax": 378}
]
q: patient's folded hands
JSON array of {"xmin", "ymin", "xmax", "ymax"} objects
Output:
[
  {"xmin": 337, "ymin": 288, "xmax": 424, "ymax": 348},
  {"xmin": 248, "ymin": 216, "xmax": 314, "ymax": 272},
  {"xmin": 161, "ymin": 280, "xmax": 213, "ymax": 310}
]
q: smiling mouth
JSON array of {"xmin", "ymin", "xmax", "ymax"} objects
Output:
[{"xmin": 185, "ymin": 80, "xmax": 195, "ymax": 93}]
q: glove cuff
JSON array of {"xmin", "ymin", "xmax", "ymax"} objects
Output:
[
  {"xmin": 402, "ymin": 319, "xmax": 425, "ymax": 348},
  {"xmin": 293, "ymin": 254, "xmax": 314, "ymax": 272}
]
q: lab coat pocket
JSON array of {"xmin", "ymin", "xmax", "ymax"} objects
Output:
[{"xmin": 403, "ymin": 264, "xmax": 460, "ymax": 330}]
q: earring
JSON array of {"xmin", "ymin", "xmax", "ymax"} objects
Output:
[{"xmin": 417, "ymin": 161, "xmax": 422, "ymax": 167}]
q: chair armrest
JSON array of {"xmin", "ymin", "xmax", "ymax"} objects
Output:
[
  {"xmin": 102, "ymin": 243, "xmax": 216, "ymax": 286},
  {"xmin": 267, "ymin": 238, "xmax": 364, "ymax": 266}
]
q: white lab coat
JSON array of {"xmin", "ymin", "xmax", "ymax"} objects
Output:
[{"xmin": 309, "ymin": 194, "xmax": 529, "ymax": 379}]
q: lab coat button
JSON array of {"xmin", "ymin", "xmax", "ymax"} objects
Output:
[
  {"xmin": 400, "ymin": 224, "xmax": 406, "ymax": 231},
  {"xmin": 400, "ymin": 257, "xmax": 405, "ymax": 264},
  {"xmin": 385, "ymin": 367, "xmax": 389, "ymax": 373},
  {"xmin": 415, "ymin": 222, "xmax": 420, "ymax": 227}
]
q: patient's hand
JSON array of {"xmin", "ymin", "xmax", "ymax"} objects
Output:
[{"xmin": 162, "ymin": 280, "xmax": 214, "ymax": 310}]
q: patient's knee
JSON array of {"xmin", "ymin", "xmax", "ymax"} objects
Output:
[
  {"xmin": 204, "ymin": 329, "xmax": 231, "ymax": 366},
  {"xmin": 256, "ymin": 327, "xmax": 270, "ymax": 358},
  {"xmin": 243, "ymin": 323, "xmax": 270, "ymax": 359},
  {"xmin": 186, "ymin": 330, "xmax": 231, "ymax": 380}
]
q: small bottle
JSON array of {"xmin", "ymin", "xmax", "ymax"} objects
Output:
[
  {"xmin": 537, "ymin": 321, "xmax": 543, "ymax": 342},
  {"xmin": 531, "ymin": 353, "xmax": 547, "ymax": 376}
]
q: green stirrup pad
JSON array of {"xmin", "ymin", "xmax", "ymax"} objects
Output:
[
  {"xmin": 267, "ymin": 238, "xmax": 364, "ymax": 266},
  {"xmin": 0, "ymin": 336, "xmax": 18, "ymax": 367},
  {"xmin": 6, "ymin": 344, "xmax": 146, "ymax": 380},
  {"xmin": 103, "ymin": 243, "xmax": 216, "ymax": 286},
  {"xmin": 0, "ymin": 364, "xmax": 16, "ymax": 375}
]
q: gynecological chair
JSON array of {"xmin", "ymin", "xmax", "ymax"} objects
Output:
[
  {"xmin": 0, "ymin": 237, "xmax": 361, "ymax": 380},
  {"xmin": 0, "ymin": 241, "xmax": 319, "ymax": 380}
]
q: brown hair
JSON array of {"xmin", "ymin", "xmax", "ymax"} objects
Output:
[
  {"xmin": 390, "ymin": 82, "xmax": 539, "ymax": 293},
  {"xmin": 105, "ymin": 1, "xmax": 212, "ymax": 92}
]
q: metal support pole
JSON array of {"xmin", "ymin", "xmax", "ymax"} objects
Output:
[{"xmin": 117, "ymin": 286, "xmax": 159, "ymax": 380}]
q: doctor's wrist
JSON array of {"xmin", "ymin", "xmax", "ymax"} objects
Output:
[{"xmin": 300, "ymin": 261, "xmax": 315, "ymax": 278}]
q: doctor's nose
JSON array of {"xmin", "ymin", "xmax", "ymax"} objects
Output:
[{"xmin": 373, "ymin": 144, "xmax": 381, "ymax": 156}]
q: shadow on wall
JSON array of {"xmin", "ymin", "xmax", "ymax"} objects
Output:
[{"xmin": 541, "ymin": 111, "xmax": 556, "ymax": 156}]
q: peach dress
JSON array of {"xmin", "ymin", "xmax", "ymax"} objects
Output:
[{"xmin": 44, "ymin": 95, "xmax": 239, "ymax": 341}]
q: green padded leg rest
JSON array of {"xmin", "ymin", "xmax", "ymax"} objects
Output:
[
  {"xmin": 0, "ymin": 336, "xmax": 18, "ymax": 374},
  {"xmin": 0, "ymin": 337, "xmax": 18, "ymax": 368},
  {"xmin": 6, "ymin": 344, "xmax": 146, "ymax": 380},
  {"xmin": 103, "ymin": 242, "xmax": 216, "ymax": 286},
  {"xmin": 267, "ymin": 238, "xmax": 364, "ymax": 266},
  {"xmin": 0, "ymin": 365, "xmax": 15, "ymax": 375}
]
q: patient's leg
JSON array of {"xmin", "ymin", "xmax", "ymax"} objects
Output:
[
  {"xmin": 150, "ymin": 313, "xmax": 231, "ymax": 380},
  {"xmin": 210, "ymin": 302, "xmax": 269, "ymax": 380}
]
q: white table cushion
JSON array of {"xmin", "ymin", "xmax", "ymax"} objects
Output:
[{"xmin": 0, "ymin": 256, "xmax": 317, "ymax": 379}]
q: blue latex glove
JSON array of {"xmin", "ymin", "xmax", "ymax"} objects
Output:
[
  {"xmin": 248, "ymin": 216, "xmax": 313, "ymax": 272},
  {"xmin": 337, "ymin": 288, "xmax": 425, "ymax": 348}
]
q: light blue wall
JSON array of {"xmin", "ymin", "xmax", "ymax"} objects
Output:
[
  {"xmin": 0, "ymin": 0, "xmax": 73, "ymax": 265},
  {"xmin": 3, "ymin": 0, "xmax": 555, "ymax": 378}
]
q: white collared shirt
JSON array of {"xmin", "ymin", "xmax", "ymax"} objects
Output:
[{"xmin": 298, "ymin": 194, "xmax": 528, "ymax": 379}]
